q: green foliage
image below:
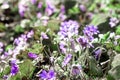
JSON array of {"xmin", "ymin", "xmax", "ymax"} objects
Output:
[
  {"xmin": 0, "ymin": 23, "xmax": 6, "ymax": 32},
  {"xmin": 27, "ymin": 43, "xmax": 43, "ymax": 54},
  {"xmin": 68, "ymin": 5, "xmax": 80, "ymax": 15},
  {"xmin": 14, "ymin": 25, "xmax": 24, "ymax": 33},
  {"xmin": 114, "ymin": 46, "xmax": 120, "ymax": 53},
  {"xmin": 88, "ymin": 56, "xmax": 102, "ymax": 77},
  {"xmin": 107, "ymin": 54, "xmax": 120, "ymax": 80},
  {"xmin": 90, "ymin": 14, "xmax": 108, "ymax": 26},
  {"xmin": 115, "ymin": 25, "xmax": 120, "ymax": 35},
  {"xmin": 5, "ymin": 45, "xmax": 13, "ymax": 51},
  {"xmin": 100, "ymin": 32, "xmax": 110, "ymax": 43},
  {"xmin": 0, "ymin": 66, "xmax": 10, "ymax": 78}
]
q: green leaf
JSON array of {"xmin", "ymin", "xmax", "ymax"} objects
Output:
[
  {"xmin": 88, "ymin": 56, "xmax": 103, "ymax": 76},
  {"xmin": 114, "ymin": 46, "xmax": 120, "ymax": 53},
  {"xmin": 100, "ymin": 32, "xmax": 110, "ymax": 43},
  {"xmin": 14, "ymin": 25, "xmax": 24, "ymax": 33},
  {"xmin": 0, "ymin": 23, "xmax": 6, "ymax": 32},
  {"xmin": 68, "ymin": 6, "xmax": 80, "ymax": 15},
  {"xmin": 90, "ymin": 14, "xmax": 108, "ymax": 26},
  {"xmin": 116, "ymin": 25, "xmax": 120, "ymax": 35},
  {"xmin": 0, "ymin": 66, "xmax": 10, "ymax": 79},
  {"xmin": 5, "ymin": 45, "xmax": 13, "ymax": 51},
  {"xmin": 108, "ymin": 65, "xmax": 120, "ymax": 80},
  {"xmin": 27, "ymin": 43, "xmax": 43, "ymax": 54}
]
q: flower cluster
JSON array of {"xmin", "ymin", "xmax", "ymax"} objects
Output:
[
  {"xmin": 83, "ymin": 25, "xmax": 99, "ymax": 41},
  {"xmin": 58, "ymin": 20, "xmax": 79, "ymax": 39},
  {"xmin": 58, "ymin": 20, "xmax": 79, "ymax": 53},
  {"xmin": 0, "ymin": 30, "xmax": 34, "ymax": 76}
]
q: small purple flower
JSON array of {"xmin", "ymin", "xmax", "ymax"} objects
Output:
[
  {"xmin": 3, "ymin": 75, "xmax": 8, "ymax": 79},
  {"xmin": 37, "ymin": 12, "xmax": 42, "ymax": 19},
  {"xmin": 31, "ymin": 0, "xmax": 37, "ymax": 4},
  {"xmin": 14, "ymin": 38, "xmax": 20, "ymax": 45},
  {"xmin": 77, "ymin": 36, "xmax": 88, "ymax": 48},
  {"xmin": 94, "ymin": 49, "xmax": 101, "ymax": 59},
  {"xmin": 59, "ymin": 41, "xmax": 67, "ymax": 53},
  {"xmin": 41, "ymin": 32, "xmax": 49, "ymax": 39},
  {"xmin": 39, "ymin": 70, "xmax": 56, "ymax": 80},
  {"xmin": 0, "ymin": 42, "xmax": 3, "ymax": 47},
  {"xmin": 45, "ymin": 1, "xmax": 56, "ymax": 16},
  {"xmin": 40, "ymin": 70, "xmax": 48, "ymax": 79},
  {"xmin": 62, "ymin": 54, "xmax": 72, "ymax": 67},
  {"xmin": 27, "ymin": 30, "xmax": 34, "ymax": 38},
  {"xmin": 18, "ymin": 4, "xmax": 27, "ymax": 17},
  {"xmin": 79, "ymin": 4, "xmax": 86, "ymax": 12},
  {"xmin": 86, "ymin": 12, "xmax": 93, "ymax": 19},
  {"xmin": 14, "ymin": 34, "xmax": 27, "ymax": 45},
  {"xmin": 0, "ymin": 42, "xmax": 3, "ymax": 53},
  {"xmin": 28, "ymin": 52, "xmax": 38, "ymax": 59},
  {"xmin": 58, "ymin": 13, "xmax": 66, "ymax": 21},
  {"xmin": 10, "ymin": 60, "xmax": 19, "ymax": 76},
  {"xmin": 109, "ymin": 17, "xmax": 119, "ymax": 28},
  {"xmin": 38, "ymin": 2, "xmax": 43, "ymax": 8},
  {"xmin": 71, "ymin": 64, "xmax": 82, "ymax": 75},
  {"xmin": 60, "ymin": 5, "xmax": 65, "ymax": 14}
]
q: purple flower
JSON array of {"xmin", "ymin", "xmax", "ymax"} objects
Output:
[
  {"xmin": 79, "ymin": 4, "xmax": 86, "ymax": 12},
  {"xmin": 94, "ymin": 49, "xmax": 101, "ymax": 59},
  {"xmin": 38, "ymin": 2, "xmax": 43, "ymax": 8},
  {"xmin": 3, "ymin": 75, "xmax": 8, "ymax": 79},
  {"xmin": 83, "ymin": 25, "xmax": 99, "ymax": 41},
  {"xmin": 60, "ymin": 5, "xmax": 65, "ymax": 14},
  {"xmin": 41, "ymin": 32, "xmax": 49, "ymax": 39},
  {"xmin": 10, "ymin": 60, "xmax": 19, "ymax": 76},
  {"xmin": 40, "ymin": 70, "xmax": 48, "ymax": 79},
  {"xmin": 27, "ymin": 30, "xmax": 34, "ymax": 38},
  {"xmin": 37, "ymin": 12, "xmax": 42, "ymax": 19},
  {"xmin": 58, "ymin": 13, "xmax": 66, "ymax": 21},
  {"xmin": 59, "ymin": 41, "xmax": 67, "ymax": 53},
  {"xmin": 86, "ymin": 12, "xmax": 93, "ymax": 20},
  {"xmin": 14, "ymin": 34, "xmax": 27, "ymax": 45},
  {"xmin": 109, "ymin": 17, "xmax": 119, "ymax": 28},
  {"xmin": 77, "ymin": 36, "xmax": 89, "ymax": 48},
  {"xmin": 0, "ymin": 42, "xmax": 3, "ymax": 53},
  {"xmin": 28, "ymin": 52, "xmax": 38, "ymax": 59},
  {"xmin": 18, "ymin": 4, "xmax": 27, "ymax": 17},
  {"xmin": 31, "ymin": 0, "xmax": 37, "ymax": 4},
  {"xmin": 39, "ymin": 70, "xmax": 56, "ymax": 80},
  {"xmin": 0, "ymin": 42, "xmax": 3, "ymax": 47},
  {"xmin": 62, "ymin": 54, "xmax": 72, "ymax": 67},
  {"xmin": 71, "ymin": 64, "xmax": 82, "ymax": 75},
  {"xmin": 45, "ymin": 1, "xmax": 56, "ymax": 16}
]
